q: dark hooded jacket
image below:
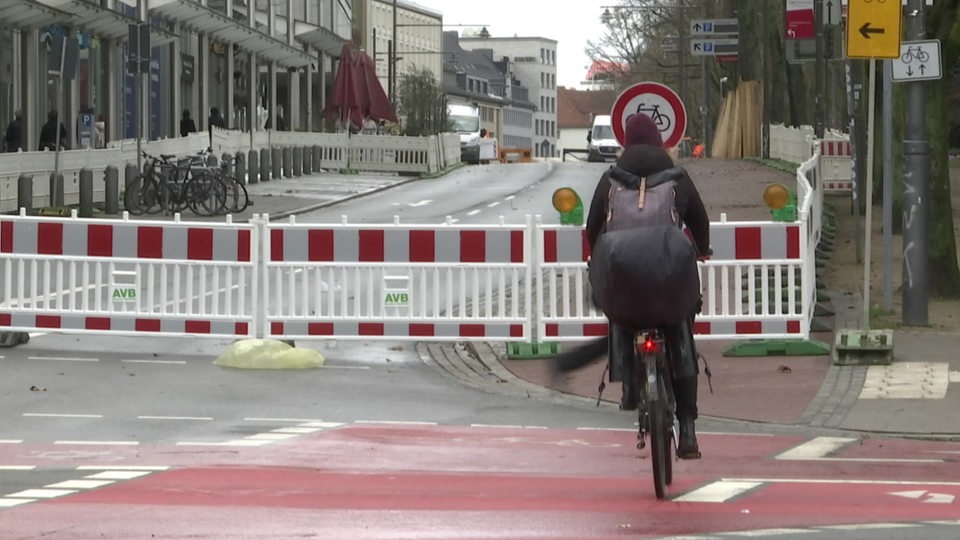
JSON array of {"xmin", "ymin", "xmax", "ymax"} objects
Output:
[{"xmin": 585, "ymin": 144, "xmax": 710, "ymax": 257}]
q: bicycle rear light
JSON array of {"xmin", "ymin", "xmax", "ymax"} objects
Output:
[{"xmin": 640, "ymin": 337, "xmax": 658, "ymax": 353}]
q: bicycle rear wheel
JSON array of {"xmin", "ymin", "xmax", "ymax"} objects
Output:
[{"xmin": 645, "ymin": 351, "xmax": 673, "ymax": 499}]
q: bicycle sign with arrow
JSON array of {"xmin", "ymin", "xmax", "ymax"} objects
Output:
[{"xmin": 892, "ymin": 39, "xmax": 942, "ymax": 82}]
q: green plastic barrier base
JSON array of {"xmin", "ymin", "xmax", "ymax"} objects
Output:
[
  {"xmin": 508, "ymin": 342, "xmax": 561, "ymax": 359},
  {"xmin": 723, "ymin": 338, "xmax": 832, "ymax": 357}
]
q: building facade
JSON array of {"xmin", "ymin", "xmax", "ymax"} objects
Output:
[
  {"xmin": 459, "ymin": 35, "xmax": 557, "ymax": 158},
  {"xmin": 442, "ymin": 31, "xmax": 534, "ymax": 154},
  {"xmin": 358, "ymin": 0, "xmax": 442, "ymax": 102},
  {"xmin": 0, "ymin": 0, "xmax": 349, "ymax": 152}
]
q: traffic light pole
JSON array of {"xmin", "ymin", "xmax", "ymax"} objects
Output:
[{"xmin": 902, "ymin": 0, "xmax": 929, "ymax": 325}]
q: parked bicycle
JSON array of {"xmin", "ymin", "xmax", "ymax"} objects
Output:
[{"xmin": 124, "ymin": 149, "xmax": 248, "ymax": 216}]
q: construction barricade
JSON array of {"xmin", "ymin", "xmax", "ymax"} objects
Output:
[{"xmin": 0, "ymin": 210, "xmax": 259, "ymax": 338}]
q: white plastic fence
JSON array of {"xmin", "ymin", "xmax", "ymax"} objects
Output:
[
  {"xmin": 770, "ymin": 124, "xmax": 851, "ymax": 192},
  {"xmin": 260, "ymin": 215, "xmax": 533, "ymax": 341},
  {"xmin": 0, "ymin": 211, "xmax": 821, "ymax": 345},
  {"xmin": 0, "ymin": 210, "xmax": 259, "ymax": 338},
  {"xmin": 0, "ymin": 130, "xmax": 463, "ymax": 212}
]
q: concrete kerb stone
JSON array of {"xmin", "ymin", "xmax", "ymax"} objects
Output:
[{"xmin": 264, "ymin": 174, "xmax": 424, "ymax": 221}]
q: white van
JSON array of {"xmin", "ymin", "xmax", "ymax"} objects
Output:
[
  {"xmin": 586, "ymin": 114, "xmax": 621, "ymax": 162},
  {"xmin": 448, "ymin": 103, "xmax": 482, "ymax": 164}
]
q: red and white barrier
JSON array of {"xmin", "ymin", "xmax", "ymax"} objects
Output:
[
  {"xmin": 262, "ymin": 217, "xmax": 532, "ymax": 341},
  {"xmin": 0, "ymin": 211, "xmax": 258, "ymax": 338},
  {"xmin": 819, "ymin": 138, "xmax": 853, "ymax": 192}
]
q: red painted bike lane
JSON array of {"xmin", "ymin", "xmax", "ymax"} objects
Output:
[{"xmin": 2, "ymin": 425, "xmax": 959, "ymax": 539}]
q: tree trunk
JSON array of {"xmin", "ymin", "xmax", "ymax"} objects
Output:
[{"xmin": 926, "ymin": 78, "xmax": 960, "ymax": 296}]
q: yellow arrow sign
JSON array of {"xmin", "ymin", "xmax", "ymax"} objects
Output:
[{"xmin": 846, "ymin": 0, "xmax": 902, "ymax": 58}]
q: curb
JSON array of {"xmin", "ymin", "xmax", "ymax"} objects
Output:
[{"xmin": 266, "ymin": 175, "xmax": 424, "ymax": 221}]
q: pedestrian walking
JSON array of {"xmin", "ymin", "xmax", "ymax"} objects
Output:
[
  {"xmin": 2, "ymin": 110, "xmax": 22, "ymax": 152},
  {"xmin": 180, "ymin": 109, "xmax": 197, "ymax": 137},
  {"xmin": 38, "ymin": 110, "xmax": 67, "ymax": 151},
  {"xmin": 208, "ymin": 107, "xmax": 226, "ymax": 129}
]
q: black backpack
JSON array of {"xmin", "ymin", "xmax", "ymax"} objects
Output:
[{"xmin": 589, "ymin": 168, "xmax": 701, "ymax": 329}]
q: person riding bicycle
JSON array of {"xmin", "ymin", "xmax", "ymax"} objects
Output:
[{"xmin": 584, "ymin": 112, "xmax": 710, "ymax": 459}]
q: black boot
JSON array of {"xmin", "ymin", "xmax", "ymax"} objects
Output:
[{"xmin": 673, "ymin": 376, "xmax": 701, "ymax": 459}]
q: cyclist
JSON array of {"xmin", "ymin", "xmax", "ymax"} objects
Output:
[{"xmin": 584, "ymin": 112, "xmax": 711, "ymax": 459}]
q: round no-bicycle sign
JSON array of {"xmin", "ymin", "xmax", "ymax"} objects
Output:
[{"xmin": 611, "ymin": 82, "xmax": 687, "ymax": 149}]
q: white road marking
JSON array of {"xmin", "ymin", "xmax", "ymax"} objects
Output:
[
  {"xmin": 0, "ymin": 355, "xmax": 4, "ymax": 359},
  {"xmin": 0, "ymin": 465, "xmax": 35, "ymax": 470},
  {"xmin": 270, "ymin": 427, "xmax": 323, "ymax": 434},
  {"xmin": 575, "ymin": 427, "xmax": 634, "ymax": 432},
  {"xmin": 54, "ymin": 441, "xmax": 139, "ymax": 446},
  {"xmin": 245, "ymin": 433, "xmax": 297, "ymax": 441},
  {"xmin": 889, "ymin": 490, "xmax": 956, "ymax": 504},
  {"xmin": 950, "ymin": 371, "xmax": 960, "ymax": 383},
  {"xmin": 0, "ymin": 440, "xmax": 23, "ymax": 444},
  {"xmin": 726, "ymin": 477, "xmax": 960, "ymax": 486},
  {"xmin": 470, "ymin": 423, "xmax": 524, "ymax": 429},
  {"xmin": 467, "ymin": 209, "xmax": 481, "ymax": 216},
  {"xmin": 860, "ymin": 362, "xmax": 950, "ymax": 399},
  {"xmin": 77, "ymin": 466, "xmax": 168, "ymax": 471},
  {"xmin": 176, "ymin": 440, "xmax": 269, "ymax": 447},
  {"xmin": 504, "ymin": 195, "xmax": 515, "ymax": 200},
  {"xmin": 355, "ymin": 420, "xmax": 437, "ymax": 426},
  {"xmin": 123, "ymin": 359, "xmax": 187, "ymax": 365},
  {"xmin": 486, "ymin": 202, "xmax": 500, "ymax": 208},
  {"xmin": 24, "ymin": 413, "xmax": 102, "ymax": 418},
  {"xmin": 27, "ymin": 356, "xmax": 98, "ymax": 362},
  {"xmin": 45, "ymin": 479, "xmax": 114, "ymax": 490},
  {"xmin": 0, "ymin": 499, "xmax": 35, "ymax": 507},
  {"xmin": 721, "ymin": 529, "xmax": 815, "ymax": 537},
  {"xmin": 775, "ymin": 436, "xmax": 856, "ymax": 460},
  {"xmin": 776, "ymin": 436, "xmax": 942, "ymax": 463},
  {"xmin": 244, "ymin": 417, "xmax": 329, "ymax": 423},
  {"xmin": 321, "ymin": 364, "xmax": 371, "ymax": 370},
  {"xmin": 674, "ymin": 480, "xmax": 763, "ymax": 503},
  {"xmin": 5, "ymin": 488, "xmax": 75, "ymax": 499},
  {"xmin": 820, "ymin": 523, "xmax": 919, "ymax": 530},
  {"xmin": 408, "ymin": 199, "xmax": 432, "ymax": 207},
  {"xmin": 137, "ymin": 415, "xmax": 212, "ymax": 421},
  {"xmin": 82, "ymin": 470, "xmax": 157, "ymax": 480}
]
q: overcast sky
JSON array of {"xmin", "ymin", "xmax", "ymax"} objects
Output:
[{"xmin": 409, "ymin": 0, "xmax": 609, "ymax": 88}]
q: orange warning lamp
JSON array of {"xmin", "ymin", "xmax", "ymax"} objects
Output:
[{"xmin": 552, "ymin": 187, "xmax": 583, "ymax": 225}]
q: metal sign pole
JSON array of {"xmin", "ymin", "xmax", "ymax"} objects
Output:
[
  {"xmin": 902, "ymin": 0, "xmax": 929, "ymax": 325},
  {"xmin": 863, "ymin": 59, "xmax": 877, "ymax": 330}
]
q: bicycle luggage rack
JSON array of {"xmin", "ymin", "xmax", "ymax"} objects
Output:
[{"xmin": 832, "ymin": 329, "xmax": 894, "ymax": 366}]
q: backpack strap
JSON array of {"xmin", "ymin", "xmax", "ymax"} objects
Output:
[{"xmin": 637, "ymin": 176, "xmax": 647, "ymax": 209}]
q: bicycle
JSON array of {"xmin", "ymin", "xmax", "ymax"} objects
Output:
[
  {"xmin": 900, "ymin": 46, "xmax": 929, "ymax": 64},
  {"xmin": 631, "ymin": 327, "xmax": 676, "ymax": 499},
  {"xmin": 124, "ymin": 150, "xmax": 228, "ymax": 217},
  {"xmin": 634, "ymin": 103, "xmax": 672, "ymax": 133}
]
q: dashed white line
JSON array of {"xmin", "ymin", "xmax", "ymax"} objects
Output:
[
  {"xmin": 54, "ymin": 441, "xmax": 139, "ymax": 446},
  {"xmin": 6, "ymin": 488, "xmax": 76, "ymax": 499},
  {"xmin": 470, "ymin": 423, "xmax": 524, "ymax": 429},
  {"xmin": 486, "ymin": 202, "xmax": 500, "ymax": 208},
  {"xmin": 776, "ymin": 436, "xmax": 942, "ymax": 462},
  {"xmin": 722, "ymin": 529, "xmax": 816, "ymax": 537},
  {"xmin": 355, "ymin": 420, "xmax": 438, "ymax": 426},
  {"xmin": 674, "ymin": 480, "xmax": 763, "ymax": 503},
  {"xmin": 576, "ymin": 427, "xmax": 634, "ymax": 432},
  {"xmin": 467, "ymin": 209, "xmax": 481, "ymax": 216},
  {"xmin": 245, "ymin": 433, "xmax": 298, "ymax": 441},
  {"xmin": 24, "ymin": 413, "xmax": 102, "ymax": 419},
  {"xmin": 244, "ymin": 417, "xmax": 329, "ymax": 423},
  {"xmin": 81, "ymin": 470, "xmax": 156, "ymax": 480},
  {"xmin": 820, "ymin": 523, "xmax": 919, "ymax": 531},
  {"xmin": 0, "ymin": 440, "xmax": 23, "ymax": 444},
  {"xmin": 123, "ymin": 359, "xmax": 187, "ymax": 365},
  {"xmin": 0, "ymin": 466, "xmax": 35, "ymax": 470},
  {"xmin": 45, "ymin": 479, "xmax": 114, "ymax": 489},
  {"xmin": 137, "ymin": 415, "xmax": 213, "ymax": 421},
  {"xmin": 27, "ymin": 356, "xmax": 98, "ymax": 362},
  {"xmin": 775, "ymin": 436, "xmax": 856, "ymax": 460},
  {"xmin": 77, "ymin": 466, "xmax": 168, "ymax": 471},
  {"xmin": 0, "ymin": 499, "xmax": 35, "ymax": 508},
  {"xmin": 321, "ymin": 365, "xmax": 371, "ymax": 370}
]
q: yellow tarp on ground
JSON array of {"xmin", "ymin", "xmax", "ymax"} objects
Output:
[{"xmin": 214, "ymin": 339, "xmax": 325, "ymax": 370}]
